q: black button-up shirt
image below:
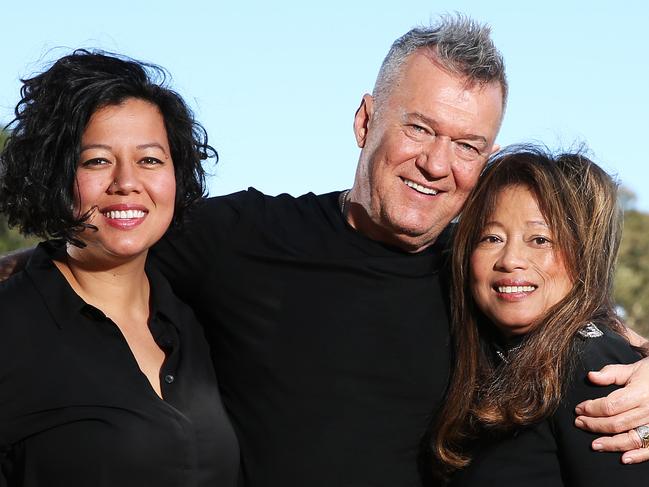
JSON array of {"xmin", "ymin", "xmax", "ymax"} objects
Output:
[{"xmin": 0, "ymin": 242, "xmax": 239, "ymax": 487}]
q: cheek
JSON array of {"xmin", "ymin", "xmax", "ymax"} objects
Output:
[
  {"xmin": 369, "ymin": 133, "xmax": 421, "ymax": 172},
  {"xmin": 72, "ymin": 174, "xmax": 102, "ymax": 216},
  {"xmin": 453, "ymin": 161, "xmax": 485, "ymax": 192},
  {"xmin": 469, "ymin": 252, "xmax": 491, "ymax": 302},
  {"xmin": 151, "ymin": 170, "xmax": 177, "ymax": 214},
  {"xmin": 534, "ymin": 254, "xmax": 573, "ymax": 301}
]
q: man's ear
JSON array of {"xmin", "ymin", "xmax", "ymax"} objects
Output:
[{"xmin": 353, "ymin": 94, "xmax": 374, "ymax": 148}]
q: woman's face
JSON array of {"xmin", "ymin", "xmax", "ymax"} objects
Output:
[
  {"xmin": 470, "ymin": 185, "xmax": 573, "ymax": 336},
  {"xmin": 71, "ymin": 97, "xmax": 176, "ymax": 263}
]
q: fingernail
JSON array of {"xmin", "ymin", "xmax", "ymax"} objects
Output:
[
  {"xmin": 575, "ymin": 406, "xmax": 584, "ymax": 414},
  {"xmin": 623, "ymin": 456, "xmax": 634, "ymax": 464},
  {"xmin": 592, "ymin": 442, "xmax": 603, "ymax": 451},
  {"xmin": 575, "ymin": 418, "xmax": 584, "ymax": 428}
]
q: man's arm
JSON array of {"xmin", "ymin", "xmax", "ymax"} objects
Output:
[
  {"xmin": 552, "ymin": 335, "xmax": 649, "ymax": 484},
  {"xmin": 575, "ymin": 324, "xmax": 649, "ymax": 464},
  {"xmin": 0, "ymin": 248, "xmax": 33, "ymax": 281}
]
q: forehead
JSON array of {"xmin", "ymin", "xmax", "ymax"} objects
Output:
[
  {"xmin": 82, "ymin": 98, "xmax": 168, "ymax": 143},
  {"xmin": 386, "ymin": 50, "xmax": 504, "ymax": 141},
  {"xmin": 489, "ymin": 185, "xmax": 547, "ymax": 223}
]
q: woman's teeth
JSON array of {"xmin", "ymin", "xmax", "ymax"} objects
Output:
[
  {"xmin": 103, "ymin": 210, "xmax": 146, "ymax": 219},
  {"xmin": 497, "ymin": 285, "xmax": 536, "ymax": 293}
]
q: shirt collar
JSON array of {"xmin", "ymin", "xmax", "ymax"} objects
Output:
[
  {"xmin": 25, "ymin": 241, "xmax": 89, "ymax": 329},
  {"xmin": 25, "ymin": 241, "xmax": 185, "ymax": 329},
  {"xmin": 145, "ymin": 259, "xmax": 185, "ymax": 327}
]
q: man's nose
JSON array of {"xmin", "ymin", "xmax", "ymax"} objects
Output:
[{"xmin": 414, "ymin": 137, "xmax": 453, "ymax": 179}]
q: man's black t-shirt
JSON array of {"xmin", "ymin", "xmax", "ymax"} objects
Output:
[{"xmin": 151, "ymin": 189, "xmax": 451, "ymax": 487}]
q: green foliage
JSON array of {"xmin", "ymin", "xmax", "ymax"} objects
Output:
[
  {"xmin": 615, "ymin": 208, "xmax": 649, "ymax": 336},
  {"xmin": 0, "ymin": 130, "xmax": 39, "ymax": 255},
  {"xmin": 0, "ymin": 217, "xmax": 37, "ymax": 254}
]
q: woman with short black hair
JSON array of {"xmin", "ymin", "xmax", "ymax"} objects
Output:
[{"xmin": 0, "ymin": 50, "xmax": 238, "ymax": 486}]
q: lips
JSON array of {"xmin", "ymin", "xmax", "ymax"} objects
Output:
[
  {"xmin": 103, "ymin": 209, "xmax": 146, "ymax": 219},
  {"xmin": 492, "ymin": 280, "xmax": 537, "ymax": 301},
  {"xmin": 100, "ymin": 204, "xmax": 148, "ymax": 230},
  {"xmin": 401, "ymin": 177, "xmax": 439, "ymax": 196}
]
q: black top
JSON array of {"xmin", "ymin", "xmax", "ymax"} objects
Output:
[
  {"xmin": 0, "ymin": 242, "xmax": 239, "ymax": 487},
  {"xmin": 449, "ymin": 325, "xmax": 649, "ymax": 486},
  {"xmin": 151, "ymin": 189, "xmax": 451, "ymax": 487}
]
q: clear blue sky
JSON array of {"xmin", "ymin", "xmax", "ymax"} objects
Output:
[{"xmin": 2, "ymin": 1, "xmax": 648, "ymax": 210}]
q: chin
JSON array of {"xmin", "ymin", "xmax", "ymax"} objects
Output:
[
  {"xmin": 496, "ymin": 320, "xmax": 534, "ymax": 336},
  {"xmin": 95, "ymin": 242, "xmax": 152, "ymax": 261}
]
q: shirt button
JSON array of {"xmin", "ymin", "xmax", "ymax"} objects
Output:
[{"xmin": 164, "ymin": 374, "xmax": 175, "ymax": 384}]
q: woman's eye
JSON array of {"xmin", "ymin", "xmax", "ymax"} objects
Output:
[
  {"xmin": 80, "ymin": 158, "xmax": 109, "ymax": 167},
  {"xmin": 478, "ymin": 235, "xmax": 501, "ymax": 244},
  {"xmin": 532, "ymin": 236, "xmax": 552, "ymax": 246},
  {"xmin": 140, "ymin": 157, "xmax": 163, "ymax": 165}
]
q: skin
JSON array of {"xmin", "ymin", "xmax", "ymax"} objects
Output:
[
  {"xmin": 69, "ymin": 98, "xmax": 176, "ymax": 268},
  {"xmin": 347, "ymin": 50, "xmax": 503, "ymax": 253},
  {"xmin": 58, "ymin": 97, "xmax": 176, "ymax": 398},
  {"xmin": 343, "ymin": 48, "xmax": 649, "ymax": 456},
  {"xmin": 470, "ymin": 185, "xmax": 573, "ymax": 336},
  {"xmin": 1, "ymin": 46, "xmax": 649, "ymax": 457},
  {"xmin": 470, "ymin": 185, "xmax": 649, "ymax": 461}
]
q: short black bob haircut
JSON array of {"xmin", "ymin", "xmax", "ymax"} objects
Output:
[{"xmin": 0, "ymin": 49, "xmax": 214, "ymax": 246}]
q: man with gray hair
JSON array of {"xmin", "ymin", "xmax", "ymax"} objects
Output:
[
  {"xmin": 150, "ymin": 16, "xmax": 503, "ymax": 486},
  {"xmin": 119, "ymin": 13, "xmax": 649, "ymax": 486}
]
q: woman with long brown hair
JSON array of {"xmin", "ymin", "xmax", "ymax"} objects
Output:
[{"xmin": 435, "ymin": 145, "xmax": 649, "ymax": 485}]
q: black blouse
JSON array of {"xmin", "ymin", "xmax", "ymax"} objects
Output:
[
  {"xmin": 449, "ymin": 324, "xmax": 649, "ymax": 486},
  {"xmin": 0, "ymin": 242, "xmax": 239, "ymax": 487}
]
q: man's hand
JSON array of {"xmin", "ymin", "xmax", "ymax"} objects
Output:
[{"xmin": 575, "ymin": 357, "xmax": 649, "ymax": 464}]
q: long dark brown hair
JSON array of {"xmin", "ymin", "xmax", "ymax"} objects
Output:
[{"xmin": 434, "ymin": 145, "xmax": 630, "ymax": 471}]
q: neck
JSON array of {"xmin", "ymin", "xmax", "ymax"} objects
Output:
[
  {"xmin": 344, "ymin": 188, "xmax": 437, "ymax": 253},
  {"xmin": 55, "ymin": 247, "xmax": 150, "ymax": 321}
]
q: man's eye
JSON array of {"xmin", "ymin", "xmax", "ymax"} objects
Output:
[
  {"xmin": 408, "ymin": 124, "xmax": 429, "ymax": 135},
  {"xmin": 457, "ymin": 142, "xmax": 479, "ymax": 154}
]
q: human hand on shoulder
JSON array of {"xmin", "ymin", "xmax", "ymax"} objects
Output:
[{"xmin": 575, "ymin": 356, "xmax": 649, "ymax": 464}]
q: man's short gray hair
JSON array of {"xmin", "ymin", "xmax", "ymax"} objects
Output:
[{"xmin": 373, "ymin": 14, "xmax": 508, "ymax": 109}]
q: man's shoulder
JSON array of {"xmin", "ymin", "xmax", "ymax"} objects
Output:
[
  {"xmin": 206, "ymin": 187, "xmax": 338, "ymax": 209},
  {"xmin": 196, "ymin": 188, "xmax": 341, "ymax": 226}
]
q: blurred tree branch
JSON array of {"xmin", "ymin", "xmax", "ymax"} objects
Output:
[{"xmin": 615, "ymin": 186, "xmax": 649, "ymax": 337}]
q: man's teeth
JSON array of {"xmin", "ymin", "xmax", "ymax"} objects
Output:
[
  {"xmin": 403, "ymin": 179, "xmax": 438, "ymax": 195},
  {"xmin": 497, "ymin": 285, "xmax": 536, "ymax": 294},
  {"xmin": 103, "ymin": 210, "xmax": 146, "ymax": 219}
]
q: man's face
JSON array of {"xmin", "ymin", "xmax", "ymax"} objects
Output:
[{"xmin": 350, "ymin": 50, "xmax": 504, "ymax": 252}]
